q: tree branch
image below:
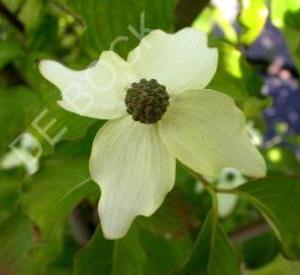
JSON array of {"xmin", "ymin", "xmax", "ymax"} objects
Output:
[
  {"xmin": 0, "ymin": 2, "xmax": 25, "ymax": 33},
  {"xmin": 175, "ymin": 0, "xmax": 210, "ymax": 30},
  {"xmin": 0, "ymin": 63, "xmax": 30, "ymax": 86}
]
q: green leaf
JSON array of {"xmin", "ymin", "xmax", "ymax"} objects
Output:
[
  {"xmin": 0, "ymin": 84, "xmax": 94, "ymax": 157},
  {"xmin": 181, "ymin": 210, "xmax": 240, "ymax": 275},
  {"xmin": 242, "ymin": 96, "xmax": 272, "ymax": 119},
  {"xmin": 207, "ymin": 42, "xmax": 262, "ymax": 103},
  {"xmin": 65, "ymin": 0, "xmax": 176, "ymax": 58},
  {"xmin": 74, "ymin": 227, "xmax": 146, "ymax": 275},
  {"xmin": 140, "ymin": 229, "xmax": 192, "ymax": 275},
  {"xmin": 270, "ymin": 0, "xmax": 300, "ymax": 72},
  {"xmin": 0, "ymin": 173, "xmax": 22, "ymax": 220},
  {"xmin": 21, "ymin": 157, "xmax": 98, "ymax": 240},
  {"xmin": 239, "ymin": 0, "xmax": 268, "ymax": 45},
  {"xmin": 29, "ymin": 14, "xmax": 59, "ymax": 52},
  {"xmin": 242, "ymin": 232, "xmax": 279, "ymax": 269},
  {"xmin": 0, "ymin": 86, "xmax": 40, "ymax": 156},
  {"xmin": 266, "ymin": 147, "xmax": 300, "ymax": 175},
  {"xmin": 248, "ymin": 256, "xmax": 300, "ymax": 275},
  {"xmin": 0, "ymin": 38, "xmax": 23, "ymax": 69},
  {"xmin": 20, "ymin": 157, "xmax": 99, "ymax": 271},
  {"xmin": 139, "ymin": 188, "xmax": 198, "ymax": 236},
  {"xmin": 282, "ymin": 28, "xmax": 300, "ymax": 72},
  {"xmin": 236, "ymin": 177, "xmax": 300, "ymax": 260},
  {"xmin": 270, "ymin": 0, "xmax": 300, "ymax": 28},
  {"xmin": 112, "ymin": 227, "xmax": 146, "ymax": 275},
  {"xmin": 0, "ymin": 211, "xmax": 33, "ymax": 274},
  {"xmin": 1, "ymin": 0, "xmax": 23, "ymax": 11},
  {"xmin": 19, "ymin": 0, "xmax": 44, "ymax": 31},
  {"xmin": 192, "ymin": 7, "xmax": 215, "ymax": 34},
  {"xmin": 74, "ymin": 227, "xmax": 114, "ymax": 275},
  {"xmin": 214, "ymin": 8, "xmax": 238, "ymax": 44}
]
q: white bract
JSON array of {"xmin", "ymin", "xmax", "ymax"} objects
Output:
[
  {"xmin": 217, "ymin": 168, "xmax": 246, "ymax": 217},
  {"xmin": 1, "ymin": 133, "xmax": 40, "ymax": 175},
  {"xmin": 194, "ymin": 168, "xmax": 245, "ymax": 217},
  {"xmin": 39, "ymin": 28, "xmax": 266, "ymax": 239}
]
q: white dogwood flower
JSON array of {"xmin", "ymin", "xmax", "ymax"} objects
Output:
[
  {"xmin": 39, "ymin": 28, "xmax": 266, "ymax": 239},
  {"xmin": 217, "ymin": 168, "xmax": 246, "ymax": 217},
  {"xmin": 1, "ymin": 133, "xmax": 40, "ymax": 175}
]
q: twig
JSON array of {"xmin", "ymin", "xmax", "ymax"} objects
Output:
[
  {"xmin": 175, "ymin": 0, "xmax": 210, "ymax": 30},
  {"xmin": 0, "ymin": 2, "xmax": 25, "ymax": 33},
  {"xmin": 229, "ymin": 219, "xmax": 270, "ymax": 244},
  {"xmin": 0, "ymin": 63, "xmax": 30, "ymax": 86}
]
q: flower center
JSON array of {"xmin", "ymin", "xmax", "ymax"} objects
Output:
[{"xmin": 125, "ymin": 78, "xmax": 170, "ymax": 124}]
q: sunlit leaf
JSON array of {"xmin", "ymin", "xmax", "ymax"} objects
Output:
[
  {"xmin": 192, "ymin": 7, "xmax": 215, "ymax": 34},
  {"xmin": 214, "ymin": 8, "xmax": 238, "ymax": 44},
  {"xmin": 270, "ymin": 0, "xmax": 300, "ymax": 71},
  {"xmin": 239, "ymin": 0, "xmax": 268, "ymax": 45},
  {"xmin": 270, "ymin": 0, "xmax": 300, "ymax": 28},
  {"xmin": 207, "ymin": 42, "xmax": 262, "ymax": 103}
]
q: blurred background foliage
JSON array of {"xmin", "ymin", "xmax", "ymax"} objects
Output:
[{"xmin": 0, "ymin": 0, "xmax": 300, "ymax": 274}]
